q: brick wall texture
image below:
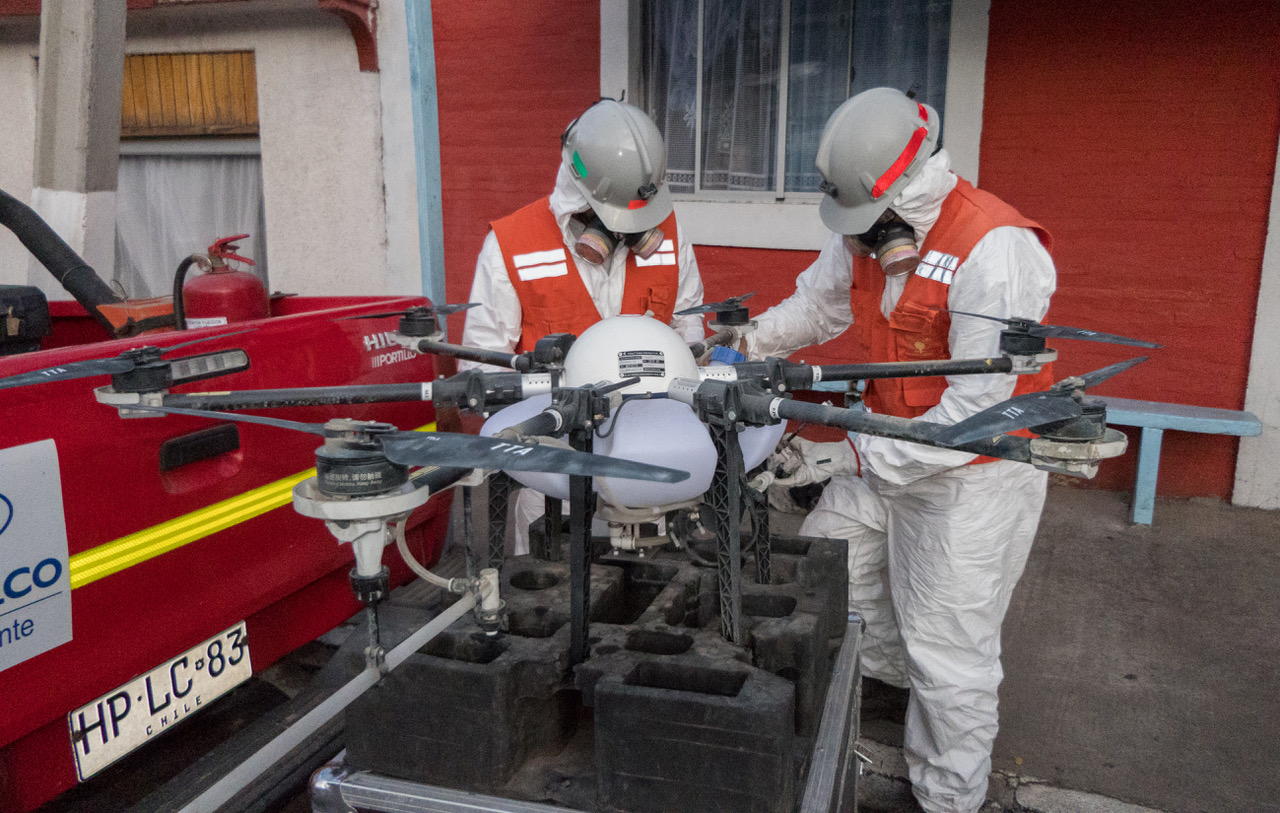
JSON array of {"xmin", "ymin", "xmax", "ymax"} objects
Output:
[{"xmin": 434, "ymin": 0, "xmax": 1280, "ymax": 500}]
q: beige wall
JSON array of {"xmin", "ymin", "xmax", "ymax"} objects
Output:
[
  {"xmin": 0, "ymin": 17, "xmax": 40, "ymax": 287},
  {"xmin": 0, "ymin": 1, "xmax": 398, "ymax": 297}
]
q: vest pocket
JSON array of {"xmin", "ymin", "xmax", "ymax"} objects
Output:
[
  {"xmin": 524, "ymin": 292, "xmax": 585, "ymax": 338},
  {"xmin": 888, "ymin": 300, "xmax": 949, "ymax": 408},
  {"xmin": 888, "ymin": 300, "xmax": 948, "ymax": 362}
]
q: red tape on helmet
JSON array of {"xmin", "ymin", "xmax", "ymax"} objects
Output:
[{"xmin": 870, "ymin": 104, "xmax": 931, "ymax": 200}]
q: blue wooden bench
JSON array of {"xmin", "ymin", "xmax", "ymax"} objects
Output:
[{"xmin": 1096, "ymin": 397, "xmax": 1262, "ymax": 525}]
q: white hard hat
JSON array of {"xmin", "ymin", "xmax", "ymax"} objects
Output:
[
  {"xmin": 562, "ymin": 315, "xmax": 697, "ymax": 396},
  {"xmin": 561, "ymin": 100, "xmax": 674, "ymax": 234},
  {"xmin": 815, "ymin": 88, "xmax": 940, "ymax": 235}
]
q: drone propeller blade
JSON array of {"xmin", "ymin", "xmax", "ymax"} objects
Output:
[
  {"xmin": 1034, "ymin": 324, "xmax": 1161, "ymax": 348},
  {"xmin": 948, "ymin": 309, "xmax": 1161, "ymax": 348},
  {"xmin": 0, "ymin": 329, "xmax": 257, "ymax": 392},
  {"xmin": 935, "ymin": 356, "xmax": 1150, "ymax": 447},
  {"xmin": 163, "ymin": 328, "xmax": 257, "ymax": 354},
  {"xmin": 381, "ymin": 433, "xmax": 690, "ymax": 483},
  {"xmin": 339, "ymin": 310, "xmax": 411, "ymax": 321},
  {"xmin": 934, "ymin": 391, "xmax": 1082, "ymax": 447},
  {"xmin": 1077, "ymin": 355, "xmax": 1149, "ymax": 389},
  {"xmin": 434, "ymin": 302, "xmax": 481, "ymax": 316},
  {"xmin": 120, "ymin": 404, "xmax": 329, "ymax": 435},
  {"xmin": 0, "ymin": 357, "xmax": 136, "ymax": 391},
  {"xmin": 675, "ymin": 292, "xmax": 756, "ymax": 316},
  {"xmin": 947, "ymin": 309, "xmax": 1019, "ymax": 327},
  {"xmin": 339, "ymin": 302, "xmax": 479, "ymax": 321},
  {"xmin": 122, "ymin": 405, "xmax": 688, "ymax": 482}
]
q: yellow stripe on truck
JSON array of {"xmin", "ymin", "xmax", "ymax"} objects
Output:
[{"xmin": 68, "ymin": 422, "xmax": 437, "ymax": 590}]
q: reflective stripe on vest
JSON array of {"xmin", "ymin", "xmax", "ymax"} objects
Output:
[
  {"xmin": 848, "ymin": 179, "xmax": 1054, "ymax": 460},
  {"xmin": 491, "ymin": 198, "xmax": 681, "ymax": 350}
]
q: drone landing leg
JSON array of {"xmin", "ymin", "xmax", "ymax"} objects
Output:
[
  {"xmin": 461, "ymin": 485, "xmax": 474, "ymax": 578},
  {"xmin": 364, "ymin": 602, "xmax": 384, "ymax": 671},
  {"xmin": 537, "ymin": 497, "xmax": 563, "ymax": 561},
  {"xmin": 348, "ymin": 565, "xmax": 391, "ymax": 674},
  {"xmin": 709, "ymin": 424, "xmax": 745, "ymax": 644},
  {"xmin": 486, "ymin": 472, "xmax": 513, "ymax": 570},
  {"xmin": 568, "ymin": 429, "xmax": 596, "ymax": 666},
  {"xmin": 749, "ymin": 481, "xmax": 772, "ymax": 585}
]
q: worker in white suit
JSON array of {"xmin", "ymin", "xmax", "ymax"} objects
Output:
[
  {"xmin": 461, "ymin": 100, "xmax": 704, "ymax": 553},
  {"xmin": 751, "ymin": 88, "xmax": 1057, "ymax": 813}
]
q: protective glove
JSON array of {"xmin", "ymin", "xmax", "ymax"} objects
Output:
[
  {"xmin": 695, "ymin": 324, "xmax": 754, "ymax": 364},
  {"xmin": 768, "ymin": 436, "xmax": 861, "ymax": 487}
]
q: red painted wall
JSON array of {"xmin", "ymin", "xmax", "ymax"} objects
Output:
[
  {"xmin": 982, "ymin": 0, "xmax": 1280, "ymax": 498},
  {"xmin": 430, "ymin": 3, "xmax": 860, "ymax": 364},
  {"xmin": 433, "ymin": 0, "xmax": 602, "ymax": 338},
  {"xmin": 433, "ymin": 1, "xmax": 1279, "ymax": 501}
]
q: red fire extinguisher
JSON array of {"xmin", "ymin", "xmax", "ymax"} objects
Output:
[{"xmin": 173, "ymin": 234, "xmax": 270, "ymax": 329}]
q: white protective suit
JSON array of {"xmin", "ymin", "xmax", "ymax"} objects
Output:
[
  {"xmin": 462, "ymin": 162, "xmax": 705, "ymax": 554},
  {"xmin": 747, "ymin": 149, "xmax": 1055, "ymax": 813}
]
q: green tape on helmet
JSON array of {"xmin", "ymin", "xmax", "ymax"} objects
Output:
[{"xmin": 572, "ymin": 151, "xmax": 588, "ymax": 179}]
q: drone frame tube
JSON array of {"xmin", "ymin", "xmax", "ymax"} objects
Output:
[
  {"xmin": 812, "ymin": 356, "xmax": 1015, "ymax": 383},
  {"xmin": 416, "ymin": 338, "xmax": 524, "ymax": 370},
  {"xmin": 164, "ymin": 382, "xmax": 430, "ymax": 410}
]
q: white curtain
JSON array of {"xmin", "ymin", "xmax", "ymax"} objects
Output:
[
  {"xmin": 699, "ymin": 0, "xmax": 781, "ymax": 192},
  {"xmin": 784, "ymin": 0, "xmax": 855, "ymax": 192},
  {"xmin": 114, "ymin": 154, "xmax": 268, "ymax": 298},
  {"xmin": 641, "ymin": 0, "xmax": 951, "ymax": 197},
  {"xmin": 848, "ymin": 0, "xmax": 951, "ymax": 117},
  {"xmin": 641, "ymin": 0, "xmax": 700, "ymax": 193}
]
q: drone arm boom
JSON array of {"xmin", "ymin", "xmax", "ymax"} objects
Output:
[
  {"xmin": 496, "ymin": 410, "xmax": 563, "ymax": 440},
  {"xmin": 719, "ymin": 356, "xmax": 1016, "ymax": 394},
  {"xmin": 163, "ymin": 383, "xmax": 431, "ymax": 410},
  {"xmin": 416, "ymin": 339, "xmax": 522, "ymax": 370},
  {"xmin": 812, "ymin": 356, "xmax": 1015, "ymax": 383}
]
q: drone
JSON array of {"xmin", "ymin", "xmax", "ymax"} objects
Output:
[{"xmin": 0, "ymin": 298, "xmax": 1159, "ymax": 660}]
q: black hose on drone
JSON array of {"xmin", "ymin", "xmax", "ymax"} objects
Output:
[{"xmin": 0, "ymin": 187, "xmax": 123, "ymax": 337}]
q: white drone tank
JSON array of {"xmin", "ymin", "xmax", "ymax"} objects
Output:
[
  {"xmin": 481, "ymin": 315, "xmax": 784, "ymax": 509},
  {"xmin": 562, "ymin": 314, "xmax": 700, "ymax": 395}
]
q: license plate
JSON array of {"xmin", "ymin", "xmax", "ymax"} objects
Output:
[{"xmin": 67, "ymin": 622, "xmax": 252, "ymax": 780}]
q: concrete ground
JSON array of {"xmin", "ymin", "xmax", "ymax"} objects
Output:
[{"xmin": 833, "ymin": 482, "xmax": 1280, "ymax": 813}]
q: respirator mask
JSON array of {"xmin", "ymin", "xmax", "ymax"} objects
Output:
[
  {"xmin": 574, "ymin": 212, "xmax": 665, "ymax": 266},
  {"xmin": 843, "ymin": 211, "xmax": 920, "ymax": 277}
]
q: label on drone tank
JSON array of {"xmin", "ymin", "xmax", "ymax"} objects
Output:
[{"xmin": 618, "ymin": 350, "xmax": 666, "ymax": 378}]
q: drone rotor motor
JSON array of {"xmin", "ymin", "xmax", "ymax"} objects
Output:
[{"xmin": 314, "ymin": 419, "xmax": 409, "ymax": 497}]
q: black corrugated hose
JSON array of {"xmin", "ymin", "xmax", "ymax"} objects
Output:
[{"xmin": 0, "ymin": 187, "xmax": 123, "ymax": 336}]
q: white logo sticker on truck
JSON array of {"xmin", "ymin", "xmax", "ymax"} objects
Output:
[
  {"xmin": 363, "ymin": 331, "xmax": 420, "ymax": 368},
  {"xmin": 0, "ymin": 439, "xmax": 72, "ymax": 674}
]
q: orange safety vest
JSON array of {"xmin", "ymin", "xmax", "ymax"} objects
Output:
[
  {"xmin": 491, "ymin": 197, "xmax": 681, "ymax": 350},
  {"xmin": 849, "ymin": 179, "xmax": 1055, "ymax": 448}
]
